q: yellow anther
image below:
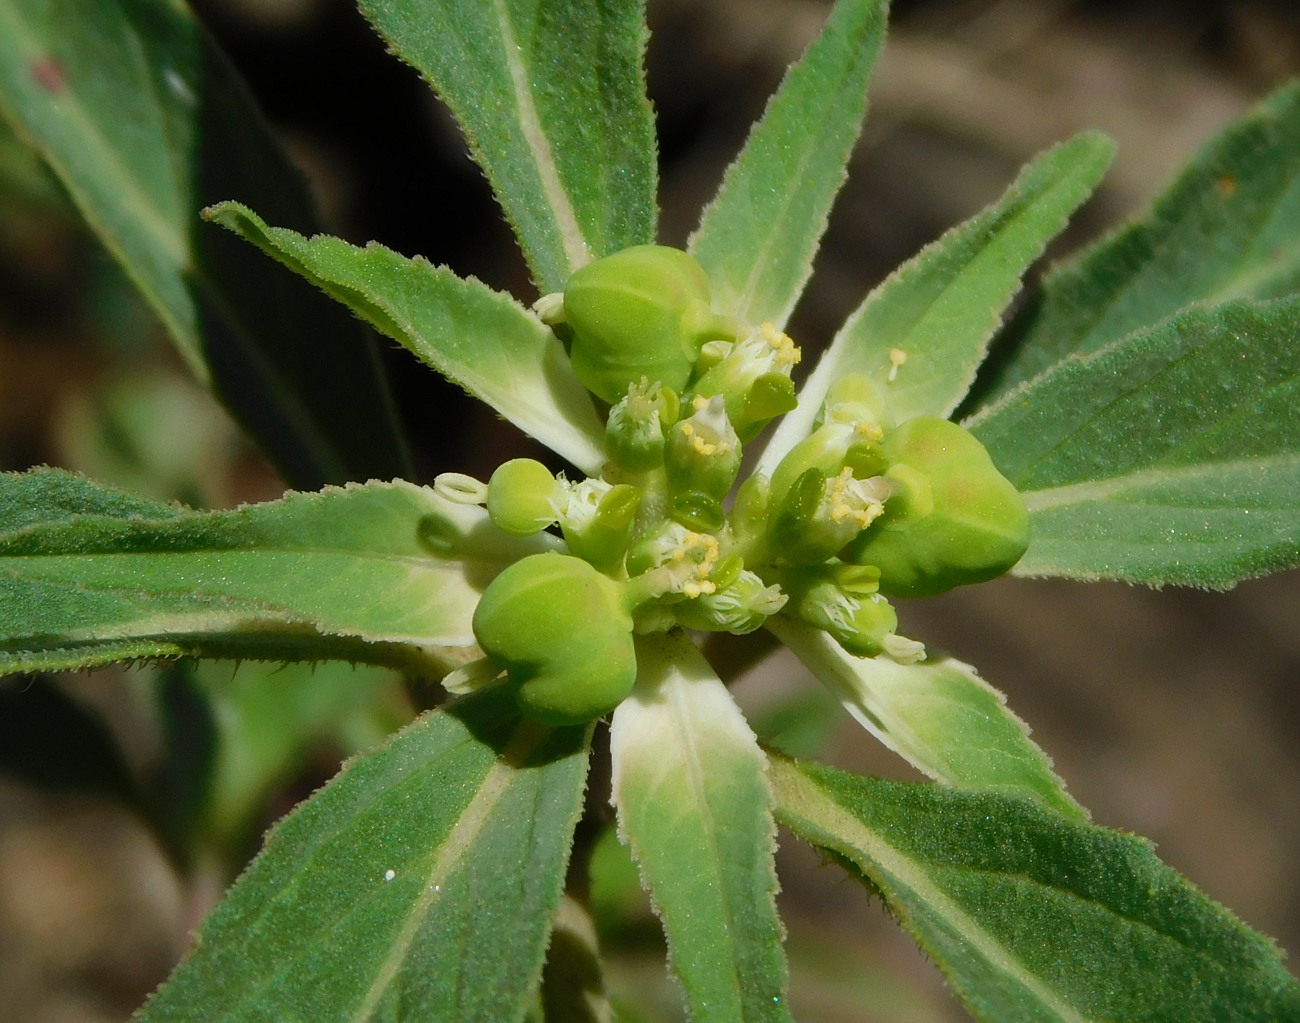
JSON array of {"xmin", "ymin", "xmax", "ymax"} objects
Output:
[
  {"xmin": 679, "ymin": 422, "xmax": 724, "ymax": 458},
  {"xmin": 662, "ymin": 530, "xmax": 722, "ymax": 598},
  {"xmin": 855, "ymin": 421, "xmax": 885, "ymax": 441},
  {"xmin": 827, "ymin": 468, "xmax": 886, "ymax": 529},
  {"xmin": 758, "ymin": 321, "xmax": 801, "ymax": 367},
  {"xmin": 669, "ymin": 530, "xmax": 720, "ymax": 567}
]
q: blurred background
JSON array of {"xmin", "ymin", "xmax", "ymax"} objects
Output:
[{"xmin": 0, "ymin": 0, "xmax": 1297, "ymax": 1019}]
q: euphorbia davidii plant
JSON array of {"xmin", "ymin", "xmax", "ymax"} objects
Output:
[{"xmin": 0, "ymin": 0, "xmax": 1297, "ymax": 1020}]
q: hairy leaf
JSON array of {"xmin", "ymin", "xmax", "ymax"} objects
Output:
[
  {"xmin": 988, "ymin": 80, "xmax": 1300, "ymax": 396},
  {"xmin": 767, "ymin": 616, "xmax": 1081, "ymax": 818},
  {"xmin": 356, "ymin": 0, "xmax": 656, "ymax": 294},
  {"xmin": 136, "ymin": 687, "xmax": 591, "ymax": 1022},
  {"xmin": 762, "ymin": 133, "xmax": 1112, "ymax": 477},
  {"xmin": 772, "ymin": 757, "xmax": 1300, "ymax": 1023},
  {"xmin": 0, "ymin": 468, "xmax": 556, "ymax": 676},
  {"xmin": 0, "ymin": 0, "xmax": 406, "ymax": 487},
  {"xmin": 689, "ymin": 0, "xmax": 888, "ymax": 328},
  {"xmin": 206, "ymin": 202, "xmax": 607, "ymax": 475},
  {"xmin": 194, "ymin": 659, "xmax": 410, "ymax": 848},
  {"xmin": 970, "ymin": 297, "xmax": 1300, "ymax": 587},
  {"xmin": 609, "ymin": 632, "xmax": 791, "ymax": 1023}
]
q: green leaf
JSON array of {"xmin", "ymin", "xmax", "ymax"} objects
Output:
[
  {"xmin": 356, "ymin": 0, "xmax": 656, "ymax": 294},
  {"xmin": 771, "ymin": 757, "xmax": 1300, "ymax": 1023},
  {"xmin": 969, "ymin": 298, "xmax": 1300, "ymax": 588},
  {"xmin": 195, "ymin": 659, "xmax": 410, "ymax": 850},
  {"xmin": 688, "ymin": 0, "xmax": 888, "ymax": 328},
  {"xmin": 0, "ymin": 467, "xmax": 556, "ymax": 676},
  {"xmin": 136, "ymin": 687, "xmax": 591, "ymax": 1022},
  {"xmin": 206, "ymin": 201, "xmax": 607, "ymax": 475},
  {"xmin": 760, "ymin": 133, "xmax": 1113, "ymax": 477},
  {"xmin": 988, "ymin": 80, "xmax": 1300, "ymax": 396},
  {"xmin": 767, "ymin": 616, "xmax": 1081, "ymax": 818},
  {"xmin": 0, "ymin": 0, "xmax": 406, "ymax": 488},
  {"xmin": 538, "ymin": 896, "xmax": 615, "ymax": 1023},
  {"xmin": 609, "ymin": 632, "xmax": 792, "ymax": 1023}
]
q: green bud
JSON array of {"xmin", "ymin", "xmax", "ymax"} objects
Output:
[
  {"xmin": 784, "ymin": 566, "xmax": 899, "ymax": 657},
  {"xmin": 562, "ymin": 245, "xmax": 736, "ymax": 403},
  {"xmin": 664, "ymin": 394, "xmax": 743, "ymax": 501},
  {"xmin": 766, "ymin": 465, "xmax": 892, "ymax": 565},
  {"xmin": 768, "ymin": 421, "xmax": 888, "ymax": 511},
  {"xmin": 605, "ymin": 379, "xmax": 677, "ymax": 473},
  {"xmin": 486, "ymin": 458, "xmax": 562, "ymax": 535},
  {"xmin": 818, "ymin": 373, "xmax": 894, "ymax": 431},
  {"xmin": 473, "ymin": 552, "xmax": 636, "ymax": 725},
  {"xmin": 624, "ymin": 523, "xmax": 722, "ymax": 600},
  {"xmin": 673, "ymin": 569, "xmax": 787, "ymax": 635},
  {"xmin": 690, "ymin": 321, "xmax": 802, "ymax": 439},
  {"xmin": 556, "ymin": 479, "xmax": 642, "ymax": 571},
  {"xmin": 844, "ymin": 416, "xmax": 1030, "ymax": 597}
]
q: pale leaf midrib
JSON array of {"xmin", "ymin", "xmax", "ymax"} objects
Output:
[
  {"xmin": 245, "ymin": 211, "xmax": 605, "ymax": 471},
  {"xmin": 491, "ymin": 0, "xmax": 588, "ymax": 274},
  {"xmin": 767, "ymin": 617, "xmax": 968, "ymax": 786},
  {"xmin": 199, "ymin": 730, "xmax": 495, "ymax": 1023},
  {"xmin": 664, "ymin": 677, "xmax": 751, "ymax": 1019},
  {"xmin": 1021, "ymin": 451, "xmax": 1299, "ymax": 512},
  {"xmin": 857, "ymin": 156, "xmax": 1099, "ymax": 417},
  {"xmin": 760, "ymin": 149, "xmax": 1093, "ymax": 477},
  {"xmin": 0, "ymin": 545, "xmax": 487, "ymax": 570},
  {"xmin": 721, "ymin": 18, "xmax": 875, "ymax": 324},
  {"xmin": 348, "ymin": 721, "xmax": 547, "ymax": 1023},
  {"xmin": 772, "ymin": 763, "xmax": 1090, "ymax": 1023}
]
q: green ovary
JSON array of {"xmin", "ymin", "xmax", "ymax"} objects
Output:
[
  {"xmin": 562, "ymin": 245, "xmax": 736, "ymax": 403},
  {"xmin": 472, "ymin": 552, "xmax": 637, "ymax": 726},
  {"xmin": 843, "ymin": 417, "xmax": 1029, "ymax": 597}
]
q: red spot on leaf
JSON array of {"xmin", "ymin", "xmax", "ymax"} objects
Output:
[
  {"xmin": 30, "ymin": 57, "xmax": 66, "ymax": 94},
  {"xmin": 1216, "ymin": 173, "xmax": 1237, "ymax": 199}
]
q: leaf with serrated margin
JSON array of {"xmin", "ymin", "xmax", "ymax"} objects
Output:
[
  {"xmin": 0, "ymin": 468, "xmax": 557, "ymax": 677},
  {"xmin": 0, "ymin": 0, "xmax": 406, "ymax": 488},
  {"xmin": 609, "ymin": 632, "xmax": 792, "ymax": 1023},
  {"xmin": 688, "ymin": 0, "xmax": 887, "ymax": 329},
  {"xmin": 205, "ymin": 202, "xmax": 606, "ymax": 475},
  {"xmin": 136, "ymin": 687, "xmax": 591, "ymax": 1023},
  {"xmin": 771, "ymin": 757, "xmax": 1300, "ymax": 1023},
  {"xmin": 986, "ymin": 79, "xmax": 1300, "ymax": 398},
  {"xmin": 969, "ymin": 297, "xmax": 1300, "ymax": 588},
  {"xmin": 355, "ymin": 0, "xmax": 656, "ymax": 294},
  {"xmin": 767, "ymin": 616, "xmax": 1081, "ymax": 819},
  {"xmin": 761, "ymin": 133, "xmax": 1113, "ymax": 478}
]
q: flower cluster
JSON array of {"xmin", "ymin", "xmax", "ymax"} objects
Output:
[{"xmin": 439, "ymin": 245, "xmax": 1028, "ymax": 724}]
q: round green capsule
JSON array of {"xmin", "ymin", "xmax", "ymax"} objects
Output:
[
  {"xmin": 472, "ymin": 552, "xmax": 637, "ymax": 725},
  {"xmin": 844, "ymin": 417, "xmax": 1029, "ymax": 597},
  {"xmin": 562, "ymin": 245, "xmax": 736, "ymax": 403}
]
